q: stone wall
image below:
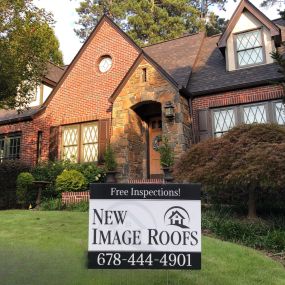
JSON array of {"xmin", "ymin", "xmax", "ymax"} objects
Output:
[{"xmin": 111, "ymin": 58, "xmax": 192, "ymax": 181}]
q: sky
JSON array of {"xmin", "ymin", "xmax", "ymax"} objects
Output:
[{"xmin": 33, "ymin": 0, "xmax": 285, "ymax": 65}]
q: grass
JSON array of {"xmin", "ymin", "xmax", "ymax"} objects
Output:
[{"xmin": 0, "ymin": 210, "xmax": 284, "ymax": 285}]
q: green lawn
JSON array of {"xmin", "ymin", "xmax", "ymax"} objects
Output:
[{"xmin": 0, "ymin": 210, "xmax": 284, "ymax": 285}]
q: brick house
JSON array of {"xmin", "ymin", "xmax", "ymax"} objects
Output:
[{"xmin": 0, "ymin": 0, "xmax": 284, "ymax": 182}]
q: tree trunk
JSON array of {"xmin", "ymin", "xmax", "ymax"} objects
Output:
[{"xmin": 248, "ymin": 187, "xmax": 257, "ymax": 219}]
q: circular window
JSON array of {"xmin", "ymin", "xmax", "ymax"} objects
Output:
[{"xmin": 98, "ymin": 56, "xmax": 113, "ymax": 73}]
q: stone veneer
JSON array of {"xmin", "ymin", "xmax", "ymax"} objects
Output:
[{"xmin": 111, "ymin": 58, "xmax": 192, "ymax": 182}]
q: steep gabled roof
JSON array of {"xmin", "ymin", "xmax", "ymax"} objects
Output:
[
  {"xmin": 218, "ymin": 0, "xmax": 281, "ymax": 50},
  {"xmin": 143, "ymin": 32, "xmax": 205, "ymax": 87},
  {"xmin": 41, "ymin": 15, "xmax": 142, "ymax": 109}
]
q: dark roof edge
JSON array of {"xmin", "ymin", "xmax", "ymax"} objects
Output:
[
  {"xmin": 190, "ymin": 78, "xmax": 284, "ymax": 98},
  {"xmin": 0, "ymin": 116, "xmax": 33, "ymax": 126}
]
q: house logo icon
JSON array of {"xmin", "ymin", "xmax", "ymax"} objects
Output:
[{"xmin": 164, "ymin": 206, "xmax": 190, "ymax": 229}]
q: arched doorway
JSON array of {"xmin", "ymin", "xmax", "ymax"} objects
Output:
[{"xmin": 131, "ymin": 101, "xmax": 163, "ymax": 178}]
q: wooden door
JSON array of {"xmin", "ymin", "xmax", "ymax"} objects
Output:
[{"xmin": 149, "ymin": 117, "xmax": 163, "ymax": 177}]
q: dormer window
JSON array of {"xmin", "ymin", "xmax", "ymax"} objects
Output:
[{"xmin": 235, "ymin": 29, "xmax": 264, "ymax": 68}]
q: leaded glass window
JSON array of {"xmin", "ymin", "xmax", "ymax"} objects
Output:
[
  {"xmin": 236, "ymin": 29, "xmax": 264, "ymax": 67},
  {"xmin": 243, "ymin": 104, "xmax": 267, "ymax": 124},
  {"xmin": 62, "ymin": 122, "xmax": 99, "ymax": 163},
  {"xmin": 213, "ymin": 109, "xmax": 236, "ymax": 137},
  {"xmin": 82, "ymin": 123, "xmax": 98, "ymax": 162},
  {"xmin": 275, "ymin": 102, "xmax": 285, "ymax": 125},
  {"xmin": 62, "ymin": 125, "xmax": 79, "ymax": 162}
]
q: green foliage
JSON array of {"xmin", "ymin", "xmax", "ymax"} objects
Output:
[
  {"xmin": 0, "ymin": 160, "xmax": 30, "ymax": 209},
  {"xmin": 0, "ymin": 0, "xmax": 63, "ymax": 109},
  {"xmin": 158, "ymin": 136, "xmax": 174, "ymax": 167},
  {"xmin": 205, "ymin": 12, "xmax": 228, "ymax": 36},
  {"xmin": 16, "ymin": 172, "xmax": 35, "ymax": 207},
  {"xmin": 40, "ymin": 198, "xmax": 64, "ymax": 211},
  {"xmin": 75, "ymin": 0, "xmax": 231, "ymax": 46},
  {"xmin": 66, "ymin": 162, "xmax": 106, "ymax": 184},
  {"xmin": 56, "ymin": 170, "xmax": 88, "ymax": 193},
  {"xmin": 31, "ymin": 160, "xmax": 66, "ymax": 198},
  {"xmin": 174, "ymin": 124, "xmax": 285, "ymax": 217},
  {"xmin": 40, "ymin": 198, "xmax": 89, "ymax": 212},
  {"xmin": 202, "ymin": 207, "xmax": 285, "ymax": 252},
  {"xmin": 261, "ymin": 0, "xmax": 284, "ymax": 7},
  {"xmin": 104, "ymin": 145, "xmax": 117, "ymax": 171}
]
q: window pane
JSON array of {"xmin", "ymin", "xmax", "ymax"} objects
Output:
[
  {"xmin": 7, "ymin": 136, "xmax": 21, "ymax": 159},
  {"xmin": 0, "ymin": 138, "xmax": 4, "ymax": 161},
  {"xmin": 238, "ymin": 47, "xmax": 263, "ymax": 66},
  {"xmin": 275, "ymin": 102, "xmax": 285, "ymax": 125},
  {"xmin": 236, "ymin": 30, "xmax": 262, "ymax": 51},
  {"xmin": 63, "ymin": 126, "xmax": 78, "ymax": 162},
  {"xmin": 214, "ymin": 109, "xmax": 235, "ymax": 136},
  {"xmin": 82, "ymin": 124, "xmax": 98, "ymax": 162},
  {"xmin": 243, "ymin": 105, "xmax": 267, "ymax": 124}
]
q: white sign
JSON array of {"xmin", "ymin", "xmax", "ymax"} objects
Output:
[{"xmin": 88, "ymin": 184, "xmax": 201, "ymax": 269}]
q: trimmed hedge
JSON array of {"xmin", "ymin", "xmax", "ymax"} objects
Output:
[{"xmin": 0, "ymin": 160, "xmax": 30, "ymax": 209}]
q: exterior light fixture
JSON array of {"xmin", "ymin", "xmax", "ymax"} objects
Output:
[{"xmin": 164, "ymin": 101, "xmax": 175, "ymax": 119}]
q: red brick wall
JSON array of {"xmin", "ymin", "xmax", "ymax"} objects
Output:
[
  {"xmin": 192, "ymin": 84, "xmax": 284, "ymax": 140},
  {"xmin": 0, "ymin": 18, "xmax": 140, "ymax": 165},
  {"xmin": 62, "ymin": 191, "xmax": 90, "ymax": 205}
]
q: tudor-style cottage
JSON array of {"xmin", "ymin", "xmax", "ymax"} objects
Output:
[{"xmin": 0, "ymin": 0, "xmax": 284, "ymax": 182}]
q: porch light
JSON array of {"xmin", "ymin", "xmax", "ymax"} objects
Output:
[{"xmin": 164, "ymin": 102, "xmax": 175, "ymax": 119}]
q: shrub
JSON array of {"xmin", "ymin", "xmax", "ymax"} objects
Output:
[
  {"xmin": 66, "ymin": 162, "xmax": 105, "ymax": 184},
  {"xmin": 202, "ymin": 207, "xmax": 285, "ymax": 252},
  {"xmin": 0, "ymin": 160, "xmax": 30, "ymax": 209},
  {"xmin": 16, "ymin": 172, "xmax": 35, "ymax": 207},
  {"xmin": 40, "ymin": 198, "xmax": 64, "ymax": 211},
  {"xmin": 31, "ymin": 160, "xmax": 67, "ymax": 198},
  {"xmin": 174, "ymin": 124, "xmax": 285, "ymax": 218},
  {"xmin": 55, "ymin": 170, "xmax": 87, "ymax": 193},
  {"xmin": 158, "ymin": 136, "xmax": 174, "ymax": 167},
  {"xmin": 65, "ymin": 200, "xmax": 89, "ymax": 212},
  {"xmin": 104, "ymin": 145, "xmax": 117, "ymax": 171}
]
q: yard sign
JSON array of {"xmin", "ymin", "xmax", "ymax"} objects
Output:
[{"xmin": 88, "ymin": 183, "xmax": 201, "ymax": 269}]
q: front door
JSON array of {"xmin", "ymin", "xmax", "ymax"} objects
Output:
[{"xmin": 149, "ymin": 117, "xmax": 163, "ymax": 178}]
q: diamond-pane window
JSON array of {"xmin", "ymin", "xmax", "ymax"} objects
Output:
[
  {"xmin": 236, "ymin": 29, "xmax": 264, "ymax": 67},
  {"xmin": 213, "ymin": 109, "xmax": 236, "ymax": 137},
  {"xmin": 243, "ymin": 105, "xmax": 267, "ymax": 124},
  {"xmin": 63, "ymin": 126, "xmax": 79, "ymax": 162},
  {"xmin": 82, "ymin": 124, "xmax": 98, "ymax": 162},
  {"xmin": 275, "ymin": 102, "xmax": 285, "ymax": 125}
]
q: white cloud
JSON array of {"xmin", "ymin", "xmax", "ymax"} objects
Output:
[{"xmin": 33, "ymin": 0, "xmax": 284, "ymax": 65}]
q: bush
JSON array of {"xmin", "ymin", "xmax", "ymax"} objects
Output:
[
  {"xmin": 66, "ymin": 163, "xmax": 105, "ymax": 184},
  {"xmin": 104, "ymin": 145, "xmax": 117, "ymax": 171},
  {"xmin": 174, "ymin": 124, "xmax": 285, "ymax": 218},
  {"xmin": 202, "ymin": 207, "xmax": 285, "ymax": 252},
  {"xmin": 0, "ymin": 160, "xmax": 30, "ymax": 209},
  {"xmin": 158, "ymin": 136, "xmax": 174, "ymax": 167},
  {"xmin": 55, "ymin": 170, "xmax": 87, "ymax": 193},
  {"xmin": 31, "ymin": 160, "xmax": 105, "ymax": 199},
  {"xmin": 40, "ymin": 198, "xmax": 88, "ymax": 212},
  {"xmin": 40, "ymin": 198, "xmax": 64, "ymax": 211},
  {"xmin": 16, "ymin": 172, "xmax": 35, "ymax": 207}
]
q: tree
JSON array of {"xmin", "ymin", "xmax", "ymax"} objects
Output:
[
  {"xmin": 261, "ymin": 0, "xmax": 285, "ymax": 7},
  {"xmin": 0, "ymin": 0, "xmax": 63, "ymax": 110},
  {"xmin": 173, "ymin": 124, "xmax": 285, "ymax": 219},
  {"xmin": 74, "ymin": 0, "xmax": 231, "ymax": 45},
  {"xmin": 205, "ymin": 12, "xmax": 228, "ymax": 36}
]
